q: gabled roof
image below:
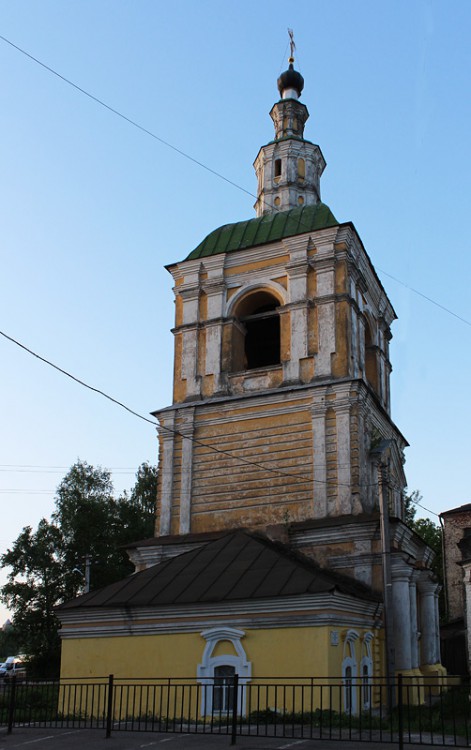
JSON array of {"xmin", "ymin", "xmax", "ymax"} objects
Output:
[
  {"xmin": 58, "ymin": 531, "xmax": 378, "ymax": 611},
  {"xmin": 185, "ymin": 203, "xmax": 338, "ymax": 260}
]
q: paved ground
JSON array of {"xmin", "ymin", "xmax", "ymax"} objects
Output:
[{"xmin": 0, "ymin": 727, "xmax": 462, "ymax": 750}]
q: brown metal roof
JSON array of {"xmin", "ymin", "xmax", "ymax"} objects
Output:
[{"xmin": 58, "ymin": 531, "xmax": 378, "ymax": 611}]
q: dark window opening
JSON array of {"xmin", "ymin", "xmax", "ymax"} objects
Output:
[
  {"xmin": 274, "ymin": 159, "xmax": 282, "ymax": 180},
  {"xmin": 213, "ymin": 665, "xmax": 235, "ymax": 712},
  {"xmin": 344, "ymin": 665, "xmax": 353, "ymax": 713},
  {"xmin": 242, "ymin": 303, "xmax": 280, "ymax": 369},
  {"xmin": 232, "ymin": 292, "xmax": 281, "ymax": 372},
  {"xmin": 365, "ymin": 323, "xmax": 379, "ymax": 393}
]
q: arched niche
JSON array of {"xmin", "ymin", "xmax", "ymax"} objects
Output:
[{"xmin": 229, "ymin": 287, "xmax": 284, "ymax": 372}]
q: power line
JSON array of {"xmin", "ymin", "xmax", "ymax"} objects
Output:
[
  {"xmin": 0, "ymin": 38, "xmax": 461, "ymax": 500},
  {"xmin": 0, "ymin": 329, "xmax": 157, "ymax": 426},
  {"xmin": 410, "ymin": 497, "xmax": 440, "ymax": 519},
  {"xmin": 0, "ymin": 34, "xmax": 255, "ymax": 203},
  {"xmin": 1, "ymin": 34, "xmax": 470, "ymax": 330},
  {"xmin": 377, "ymin": 268, "xmax": 471, "ymax": 328},
  {"xmin": 1, "ymin": 327, "xmax": 382, "ymax": 490}
]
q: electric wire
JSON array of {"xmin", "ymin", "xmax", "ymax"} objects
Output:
[
  {"xmin": 0, "ymin": 37, "xmax": 457, "ymax": 507},
  {"xmin": 1, "ymin": 33, "xmax": 469, "ymax": 329},
  {"xmin": 0, "ymin": 35, "xmax": 255, "ymax": 203},
  {"xmin": 377, "ymin": 268, "xmax": 471, "ymax": 328},
  {"xmin": 1, "ymin": 326, "xmax": 384, "ymax": 490}
]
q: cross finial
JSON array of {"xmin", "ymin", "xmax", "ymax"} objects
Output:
[{"xmin": 288, "ymin": 28, "xmax": 296, "ymax": 62}]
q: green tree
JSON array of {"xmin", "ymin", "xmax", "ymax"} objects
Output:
[
  {"xmin": 53, "ymin": 461, "xmax": 122, "ymax": 591},
  {"xmin": 116, "ymin": 462, "xmax": 157, "ymax": 545},
  {"xmin": 404, "ymin": 490, "xmax": 445, "ymax": 619},
  {"xmin": 1, "ymin": 520, "xmax": 65, "ymax": 675},
  {"xmin": 0, "ymin": 461, "xmax": 157, "ymax": 676},
  {"xmin": 0, "ymin": 621, "xmax": 22, "ymax": 661}
]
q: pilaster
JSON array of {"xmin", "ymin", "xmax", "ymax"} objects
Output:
[
  {"xmin": 311, "ymin": 395, "xmax": 327, "ymax": 518},
  {"xmin": 178, "ymin": 407, "xmax": 195, "ymax": 534},
  {"xmin": 285, "ymin": 240, "xmax": 309, "ymax": 381},
  {"xmin": 334, "ymin": 394, "xmax": 352, "ymax": 515},
  {"xmin": 312, "ymin": 245, "xmax": 335, "ymax": 377},
  {"xmin": 157, "ymin": 411, "xmax": 176, "ymax": 536}
]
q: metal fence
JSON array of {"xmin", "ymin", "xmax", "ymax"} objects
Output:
[{"xmin": 1, "ymin": 674, "xmax": 469, "ymax": 747}]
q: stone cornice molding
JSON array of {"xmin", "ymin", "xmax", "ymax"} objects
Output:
[
  {"xmin": 327, "ymin": 553, "xmax": 381, "ymax": 569},
  {"xmin": 153, "ymin": 377, "xmax": 405, "ymax": 424},
  {"xmin": 58, "ymin": 591, "xmax": 380, "ymax": 627},
  {"xmin": 178, "ymin": 406, "xmax": 195, "ymax": 437},
  {"xmin": 178, "ymin": 285, "xmax": 200, "ymax": 301},
  {"xmin": 58, "ymin": 591, "xmax": 381, "ymax": 640},
  {"xmin": 290, "ymin": 521, "xmax": 380, "ymax": 547},
  {"xmin": 201, "ymin": 279, "xmax": 226, "ymax": 296},
  {"xmin": 59, "ymin": 611, "xmax": 379, "ymax": 640},
  {"xmin": 171, "ymin": 323, "xmax": 199, "ymax": 335}
]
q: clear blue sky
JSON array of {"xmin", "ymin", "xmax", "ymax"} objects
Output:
[{"xmin": 1, "ymin": 0, "xmax": 470, "ymax": 623}]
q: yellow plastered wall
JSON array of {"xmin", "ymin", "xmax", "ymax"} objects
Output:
[
  {"xmin": 61, "ymin": 626, "xmax": 330, "ymax": 681},
  {"xmin": 60, "ymin": 625, "xmax": 380, "ymax": 680},
  {"xmin": 60, "ymin": 625, "xmax": 383, "ymax": 716}
]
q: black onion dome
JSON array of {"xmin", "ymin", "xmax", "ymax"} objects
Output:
[{"xmin": 277, "ymin": 62, "xmax": 304, "ymax": 98}]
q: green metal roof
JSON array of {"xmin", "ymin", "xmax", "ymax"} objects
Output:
[{"xmin": 186, "ymin": 202, "xmax": 338, "ymax": 260}]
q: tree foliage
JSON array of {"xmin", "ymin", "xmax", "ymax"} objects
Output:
[
  {"xmin": 404, "ymin": 490, "xmax": 445, "ymax": 620},
  {"xmin": 0, "ymin": 621, "xmax": 22, "ymax": 661},
  {"xmin": 0, "ymin": 461, "xmax": 157, "ymax": 676}
]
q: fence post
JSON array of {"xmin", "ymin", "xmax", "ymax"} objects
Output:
[
  {"xmin": 230, "ymin": 673, "xmax": 239, "ymax": 746},
  {"xmin": 7, "ymin": 675, "xmax": 17, "ymax": 735},
  {"xmin": 105, "ymin": 674, "xmax": 114, "ymax": 739},
  {"xmin": 397, "ymin": 673, "xmax": 404, "ymax": 750}
]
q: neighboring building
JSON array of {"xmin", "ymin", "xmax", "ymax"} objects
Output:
[
  {"xmin": 440, "ymin": 505, "xmax": 471, "ymax": 674},
  {"xmin": 57, "ymin": 56, "xmax": 444, "ymax": 698}
]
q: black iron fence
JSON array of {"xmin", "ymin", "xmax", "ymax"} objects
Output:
[{"xmin": 0, "ymin": 674, "xmax": 469, "ymax": 747}]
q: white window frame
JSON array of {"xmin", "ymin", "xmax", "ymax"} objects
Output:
[
  {"xmin": 197, "ymin": 627, "xmax": 251, "ymax": 716},
  {"xmin": 360, "ymin": 632, "xmax": 374, "ymax": 711},
  {"xmin": 342, "ymin": 629, "xmax": 359, "ymax": 715}
]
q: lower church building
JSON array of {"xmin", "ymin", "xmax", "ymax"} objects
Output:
[{"xmin": 57, "ymin": 53, "xmax": 444, "ymax": 706}]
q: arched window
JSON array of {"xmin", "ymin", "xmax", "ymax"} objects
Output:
[
  {"xmin": 274, "ymin": 159, "xmax": 282, "ymax": 182},
  {"xmin": 232, "ymin": 291, "xmax": 281, "ymax": 371},
  {"xmin": 342, "ymin": 630, "xmax": 359, "ymax": 715},
  {"xmin": 197, "ymin": 627, "xmax": 251, "ymax": 716},
  {"xmin": 360, "ymin": 633, "xmax": 374, "ymax": 711},
  {"xmin": 297, "ymin": 158, "xmax": 305, "ymax": 182}
]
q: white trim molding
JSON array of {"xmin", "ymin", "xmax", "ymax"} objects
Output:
[{"xmin": 197, "ymin": 627, "xmax": 251, "ymax": 716}]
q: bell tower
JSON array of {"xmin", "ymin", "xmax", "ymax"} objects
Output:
[{"xmin": 151, "ymin": 55, "xmax": 405, "ymax": 548}]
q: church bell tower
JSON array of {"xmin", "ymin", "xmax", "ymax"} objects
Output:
[{"xmin": 149, "ymin": 54, "xmax": 407, "ymax": 555}]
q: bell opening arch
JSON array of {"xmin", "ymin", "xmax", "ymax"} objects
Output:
[{"xmin": 227, "ymin": 285, "xmax": 285, "ymax": 372}]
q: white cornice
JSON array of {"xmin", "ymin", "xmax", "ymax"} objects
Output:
[{"xmin": 59, "ymin": 592, "xmax": 381, "ymax": 639}]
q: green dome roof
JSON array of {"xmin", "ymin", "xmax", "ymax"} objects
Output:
[{"xmin": 186, "ymin": 202, "xmax": 338, "ymax": 260}]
